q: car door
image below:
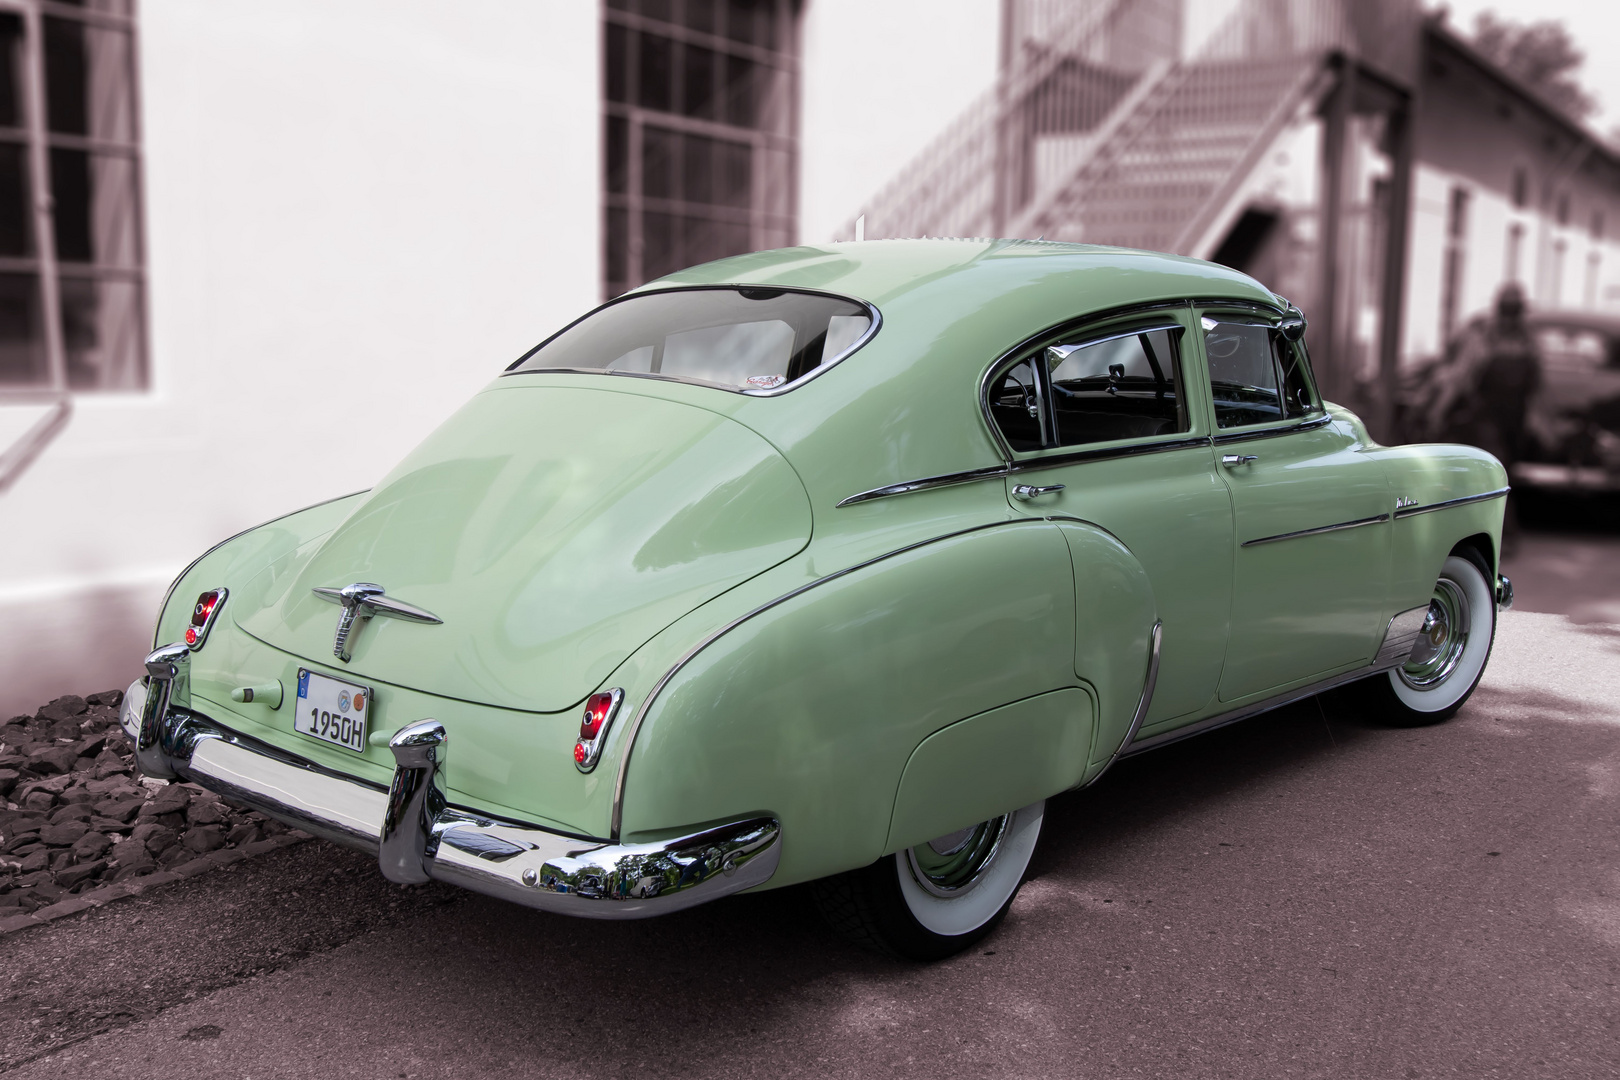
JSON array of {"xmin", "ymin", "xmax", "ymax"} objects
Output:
[
  {"xmin": 1198, "ymin": 310, "xmax": 1392, "ymax": 702},
  {"xmin": 990, "ymin": 305, "xmax": 1234, "ymax": 730}
]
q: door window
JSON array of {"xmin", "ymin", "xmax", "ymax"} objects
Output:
[
  {"xmin": 986, "ymin": 358, "xmax": 1043, "ymax": 452},
  {"xmin": 1204, "ymin": 319, "xmax": 1321, "ymax": 429},
  {"xmin": 1045, "ymin": 327, "xmax": 1187, "ymax": 447}
]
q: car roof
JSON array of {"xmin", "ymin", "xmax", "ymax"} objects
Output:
[
  {"xmin": 596, "ymin": 240, "xmax": 1287, "ymax": 512},
  {"xmin": 644, "ymin": 238, "xmax": 1282, "ymax": 320}
]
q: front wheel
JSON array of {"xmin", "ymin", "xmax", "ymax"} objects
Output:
[
  {"xmin": 1365, "ymin": 551, "xmax": 1497, "ymax": 725},
  {"xmin": 812, "ymin": 801, "xmax": 1044, "ymax": 961}
]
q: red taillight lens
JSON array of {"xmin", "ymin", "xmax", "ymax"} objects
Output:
[
  {"xmin": 191, "ymin": 590, "xmax": 221, "ymax": 627},
  {"xmin": 183, "ymin": 587, "xmax": 227, "ymax": 650},
  {"xmin": 579, "ymin": 692, "xmax": 615, "ymax": 740},
  {"xmin": 573, "ymin": 689, "xmax": 622, "ymax": 773}
]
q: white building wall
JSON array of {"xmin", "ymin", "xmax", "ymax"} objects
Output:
[
  {"xmin": 799, "ymin": 0, "xmax": 1000, "ymax": 241},
  {"xmin": 0, "ymin": 0, "xmax": 599, "ymax": 716}
]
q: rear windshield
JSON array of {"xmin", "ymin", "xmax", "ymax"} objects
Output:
[{"xmin": 508, "ymin": 287, "xmax": 875, "ymax": 392}]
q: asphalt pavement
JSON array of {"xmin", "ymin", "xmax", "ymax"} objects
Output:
[{"xmin": 2, "ymin": 577, "xmax": 1617, "ymax": 1076}]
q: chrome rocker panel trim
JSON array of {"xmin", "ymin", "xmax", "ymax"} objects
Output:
[
  {"xmin": 1121, "ymin": 610, "xmax": 1424, "ymax": 757},
  {"xmin": 120, "ymin": 678, "xmax": 781, "ymax": 920}
]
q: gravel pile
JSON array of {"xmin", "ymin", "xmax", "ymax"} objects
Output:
[{"xmin": 0, "ymin": 691, "xmax": 291, "ymax": 915}]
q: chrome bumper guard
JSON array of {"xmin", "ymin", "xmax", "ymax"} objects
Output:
[
  {"xmin": 120, "ymin": 670, "xmax": 781, "ymax": 920},
  {"xmin": 1496, "ymin": 574, "xmax": 1514, "ymax": 611}
]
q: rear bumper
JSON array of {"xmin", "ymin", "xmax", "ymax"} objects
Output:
[{"xmin": 120, "ymin": 676, "xmax": 780, "ymax": 919}]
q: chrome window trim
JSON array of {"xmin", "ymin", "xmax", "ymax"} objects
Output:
[
  {"xmin": 610, "ymin": 518, "xmax": 1035, "ymax": 838},
  {"xmin": 1392, "ymin": 487, "xmax": 1511, "ymax": 518},
  {"xmin": 1240, "ymin": 512, "xmax": 1390, "ymax": 548},
  {"xmin": 153, "ymin": 489, "xmax": 371, "ymax": 650},
  {"xmin": 503, "ymin": 284, "xmax": 883, "ymax": 398},
  {"xmin": 1209, "ymin": 412, "xmax": 1332, "ymax": 446},
  {"xmin": 1009, "ymin": 435, "xmax": 1213, "ymax": 475},
  {"xmin": 978, "ymin": 299, "xmax": 1192, "ymax": 461}
]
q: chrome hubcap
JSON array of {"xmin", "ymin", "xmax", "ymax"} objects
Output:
[
  {"xmin": 906, "ymin": 815, "xmax": 1009, "ymax": 897},
  {"xmin": 1400, "ymin": 576, "xmax": 1471, "ymax": 690}
]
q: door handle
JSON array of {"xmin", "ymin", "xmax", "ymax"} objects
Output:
[
  {"xmin": 1220, "ymin": 454, "xmax": 1258, "ymax": 468},
  {"xmin": 1011, "ymin": 483, "xmax": 1065, "ymax": 501}
]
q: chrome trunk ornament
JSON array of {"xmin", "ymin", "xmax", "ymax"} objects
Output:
[{"xmin": 312, "ymin": 582, "xmax": 442, "ymax": 662}]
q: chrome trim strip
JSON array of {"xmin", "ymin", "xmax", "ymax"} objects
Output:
[
  {"xmin": 1083, "ymin": 620, "xmax": 1161, "ymax": 789},
  {"xmin": 1122, "ymin": 644, "xmax": 1414, "ymax": 758},
  {"xmin": 120, "ymin": 683, "xmax": 781, "ymax": 919},
  {"xmin": 503, "ymin": 284, "xmax": 883, "ymax": 399},
  {"xmin": 1373, "ymin": 605, "xmax": 1430, "ymax": 669},
  {"xmin": 610, "ymin": 519, "xmax": 1030, "ymax": 838},
  {"xmin": 1210, "ymin": 412, "xmax": 1332, "ymax": 446},
  {"xmin": 836, "ymin": 436, "xmax": 1214, "ymax": 508},
  {"xmin": 154, "ymin": 489, "xmax": 370, "ymax": 650},
  {"xmin": 1391, "ymin": 487, "xmax": 1511, "ymax": 519},
  {"xmin": 836, "ymin": 464, "xmax": 1011, "ymax": 507},
  {"xmin": 1240, "ymin": 512, "xmax": 1389, "ymax": 548}
]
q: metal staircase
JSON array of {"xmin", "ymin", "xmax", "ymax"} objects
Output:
[{"xmin": 840, "ymin": 0, "xmax": 1406, "ymax": 258}]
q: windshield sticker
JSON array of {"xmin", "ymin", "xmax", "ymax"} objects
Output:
[{"xmin": 746, "ymin": 375, "xmax": 787, "ymax": 389}]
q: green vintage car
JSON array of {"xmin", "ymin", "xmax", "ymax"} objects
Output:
[{"xmin": 122, "ymin": 240, "xmax": 1510, "ymax": 960}]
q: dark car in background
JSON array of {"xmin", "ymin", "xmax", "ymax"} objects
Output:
[{"xmin": 1400, "ymin": 310, "xmax": 1620, "ymax": 493}]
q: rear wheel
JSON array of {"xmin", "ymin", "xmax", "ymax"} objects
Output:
[
  {"xmin": 1364, "ymin": 551, "xmax": 1496, "ymax": 725},
  {"xmin": 813, "ymin": 801, "xmax": 1044, "ymax": 961}
]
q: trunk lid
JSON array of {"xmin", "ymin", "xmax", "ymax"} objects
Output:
[{"xmin": 235, "ymin": 383, "xmax": 811, "ymax": 712}]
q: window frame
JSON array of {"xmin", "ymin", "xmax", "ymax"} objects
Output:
[
  {"xmin": 979, "ymin": 302, "xmax": 1206, "ymax": 464},
  {"xmin": 1197, "ymin": 306, "xmax": 1328, "ymax": 442},
  {"xmin": 502, "ymin": 282, "xmax": 881, "ymax": 398}
]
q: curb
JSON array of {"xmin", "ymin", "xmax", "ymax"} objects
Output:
[{"xmin": 0, "ymin": 831, "xmax": 311, "ymax": 937}]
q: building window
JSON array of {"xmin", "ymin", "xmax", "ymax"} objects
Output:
[
  {"xmin": 1510, "ymin": 166, "xmax": 1528, "ymax": 209},
  {"xmin": 602, "ymin": 0, "xmax": 801, "ymax": 301},
  {"xmin": 1550, "ymin": 238, "xmax": 1567, "ymax": 306},
  {"xmin": 0, "ymin": 2, "xmax": 144, "ymax": 394},
  {"xmin": 1440, "ymin": 186, "xmax": 1469, "ymax": 342},
  {"xmin": 1585, "ymin": 252, "xmax": 1601, "ymax": 309},
  {"xmin": 1505, "ymin": 221, "xmax": 1524, "ymax": 284}
]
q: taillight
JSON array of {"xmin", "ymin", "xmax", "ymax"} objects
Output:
[
  {"xmin": 574, "ymin": 688, "xmax": 624, "ymax": 773},
  {"xmin": 184, "ymin": 588, "xmax": 227, "ymax": 650}
]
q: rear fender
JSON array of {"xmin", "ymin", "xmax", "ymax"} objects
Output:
[{"xmin": 616, "ymin": 519, "xmax": 1080, "ymax": 888}]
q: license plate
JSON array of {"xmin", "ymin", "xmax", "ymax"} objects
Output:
[{"xmin": 294, "ymin": 669, "xmax": 370, "ymax": 754}]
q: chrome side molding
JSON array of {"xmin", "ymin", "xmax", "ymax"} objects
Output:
[{"xmin": 1084, "ymin": 620, "xmax": 1161, "ymax": 789}]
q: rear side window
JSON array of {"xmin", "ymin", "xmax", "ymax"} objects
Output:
[
  {"xmin": 509, "ymin": 287, "xmax": 875, "ymax": 392},
  {"xmin": 987, "ymin": 359, "xmax": 1042, "ymax": 452},
  {"xmin": 1045, "ymin": 327, "xmax": 1187, "ymax": 446},
  {"xmin": 1204, "ymin": 319, "xmax": 1320, "ymax": 428}
]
